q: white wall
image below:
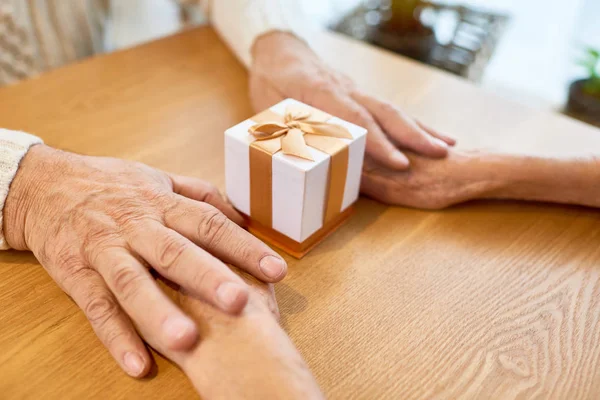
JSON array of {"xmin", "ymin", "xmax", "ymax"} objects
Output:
[
  {"xmin": 458, "ymin": 0, "xmax": 587, "ymax": 108},
  {"xmin": 105, "ymin": 0, "xmax": 182, "ymax": 51}
]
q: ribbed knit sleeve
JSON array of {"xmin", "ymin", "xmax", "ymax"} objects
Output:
[{"xmin": 0, "ymin": 130, "xmax": 43, "ymax": 249}]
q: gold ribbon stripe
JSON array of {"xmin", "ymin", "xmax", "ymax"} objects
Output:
[{"xmin": 248, "ymin": 106, "xmax": 352, "ymax": 230}]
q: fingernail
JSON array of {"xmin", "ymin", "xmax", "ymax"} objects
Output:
[
  {"xmin": 391, "ymin": 152, "xmax": 410, "ymax": 168},
  {"xmin": 259, "ymin": 255, "xmax": 287, "ymax": 280},
  {"xmin": 434, "ymin": 138, "xmax": 449, "ymax": 149},
  {"xmin": 444, "ymin": 135, "xmax": 457, "ymax": 145},
  {"xmin": 163, "ymin": 315, "xmax": 196, "ymax": 345},
  {"xmin": 124, "ymin": 352, "xmax": 145, "ymax": 377},
  {"xmin": 216, "ymin": 282, "xmax": 248, "ymax": 310}
]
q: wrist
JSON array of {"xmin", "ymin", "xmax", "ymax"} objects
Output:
[
  {"xmin": 442, "ymin": 150, "xmax": 505, "ymax": 204},
  {"xmin": 4, "ymin": 144, "xmax": 55, "ymax": 250},
  {"xmin": 468, "ymin": 152, "xmax": 520, "ymax": 200},
  {"xmin": 178, "ymin": 310, "xmax": 275, "ymax": 389},
  {"xmin": 179, "ymin": 310, "xmax": 320, "ymax": 399}
]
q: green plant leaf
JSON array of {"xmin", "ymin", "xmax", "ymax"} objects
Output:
[
  {"xmin": 577, "ymin": 58, "xmax": 594, "ymax": 68},
  {"xmin": 576, "ymin": 47, "xmax": 600, "ymax": 79},
  {"xmin": 587, "ymin": 48, "xmax": 600, "ymax": 59}
]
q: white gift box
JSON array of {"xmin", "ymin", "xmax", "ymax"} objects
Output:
[{"xmin": 225, "ymin": 99, "xmax": 367, "ymax": 254}]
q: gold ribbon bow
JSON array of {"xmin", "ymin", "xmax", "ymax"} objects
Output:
[
  {"xmin": 247, "ymin": 105, "xmax": 354, "ymax": 231},
  {"xmin": 248, "ymin": 106, "xmax": 353, "ymax": 161}
]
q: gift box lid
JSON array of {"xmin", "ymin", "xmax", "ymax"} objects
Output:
[{"xmin": 225, "ymin": 98, "xmax": 367, "ymax": 171}]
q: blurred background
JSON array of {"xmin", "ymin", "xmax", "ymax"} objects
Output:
[
  {"xmin": 111, "ymin": 0, "xmax": 600, "ymax": 126},
  {"xmin": 323, "ymin": 0, "xmax": 600, "ymax": 126},
  {"xmin": 1, "ymin": 0, "xmax": 599, "ymax": 126}
]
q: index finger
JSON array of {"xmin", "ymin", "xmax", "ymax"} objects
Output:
[{"xmin": 164, "ymin": 195, "xmax": 288, "ymax": 283}]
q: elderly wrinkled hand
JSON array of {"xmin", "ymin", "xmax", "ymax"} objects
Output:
[
  {"xmin": 249, "ymin": 32, "xmax": 456, "ymax": 171},
  {"xmin": 360, "ymin": 149, "xmax": 494, "ymax": 209},
  {"xmin": 3, "ymin": 144, "xmax": 287, "ymax": 377}
]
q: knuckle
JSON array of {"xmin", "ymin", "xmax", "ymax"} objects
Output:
[
  {"xmin": 349, "ymin": 107, "xmax": 367, "ymax": 122},
  {"xmin": 157, "ymin": 234, "xmax": 189, "ymax": 271},
  {"xmin": 309, "ymin": 78, "xmax": 334, "ymax": 94},
  {"xmin": 190, "ymin": 265, "xmax": 214, "ymax": 293},
  {"xmin": 111, "ymin": 266, "xmax": 144, "ymax": 301},
  {"xmin": 85, "ymin": 294, "xmax": 119, "ymax": 326},
  {"xmin": 161, "ymin": 195, "xmax": 185, "ymax": 220},
  {"xmin": 205, "ymin": 185, "xmax": 221, "ymax": 201},
  {"xmin": 103, "ymin": 326, "xmax": 131, "ymax": 351},
  {"xmin": 197, "ymin": 207, "xmax": 229, "ymax": 246},
  {"xmin": 54, "ymin": 247, "xmax": 83, "ymax": 274},
  {"xmin": 348, "ymin": 108, "xmax": 374, "ymax": 129},
  {"xmin": 85, "ymin": 223, "xmax": 118, "ymax": 246},
  {"xmin": 84, "ymin": 236, "xmax": 121, "ymax": 268},
  {"xmin": 378, "ymin": 101, "xmax": 397, "ymax": 116},
  {"xmin": 140, "ymin": 187, "xmax": 170, "ymax": 204},
  {"xmin": 205, "ymin": 183, "xmax": 219, "ymax": 196},
  {"xmin": 231, "ymin": 240, "xmax": 252, "ymax": 260},
  {"xmin": 111, "ymin": 191, "xmax": 168, "ymax": 229},
  {"xmin": 201, "ymin": 184, "xmax": 222, "ymax": 205},
  {"xmin": 61, "ymin": 266, "xmax": 91, "ymax": 291},
  {"xmin": 112, "ymin": 207, "xmax": 147, "ymax": 228}
]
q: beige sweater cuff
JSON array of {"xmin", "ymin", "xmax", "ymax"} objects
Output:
[
  {"xmin": 0, "ymin": 129, "xmax": 43, "ymax": 250},
  {"xmin": 210, "ymin": 0, "xmax": 314, "ymax": 68}
]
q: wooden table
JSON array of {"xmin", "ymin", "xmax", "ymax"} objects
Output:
[{"xmin": 1, "ymin": 27, "xmax": 600, "ymax": 399}]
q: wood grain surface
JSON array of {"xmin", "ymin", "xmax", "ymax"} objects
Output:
[{"xmin": 0, "ymin": 27, "xmax": 599, "ymax": 399}]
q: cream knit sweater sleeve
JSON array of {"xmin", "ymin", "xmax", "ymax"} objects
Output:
[
  {"xmin": 0, "ymin": 130, "xmax": 43, "ymax": 249},
  {"xmin": 209, "ymin": 0, "xmax": 313, "ymax": 68}
]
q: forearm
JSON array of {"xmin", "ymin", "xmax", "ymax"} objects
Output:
[{"xmin": 481, "ymin": 153, "xmax": 600, "ymax": 207}]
